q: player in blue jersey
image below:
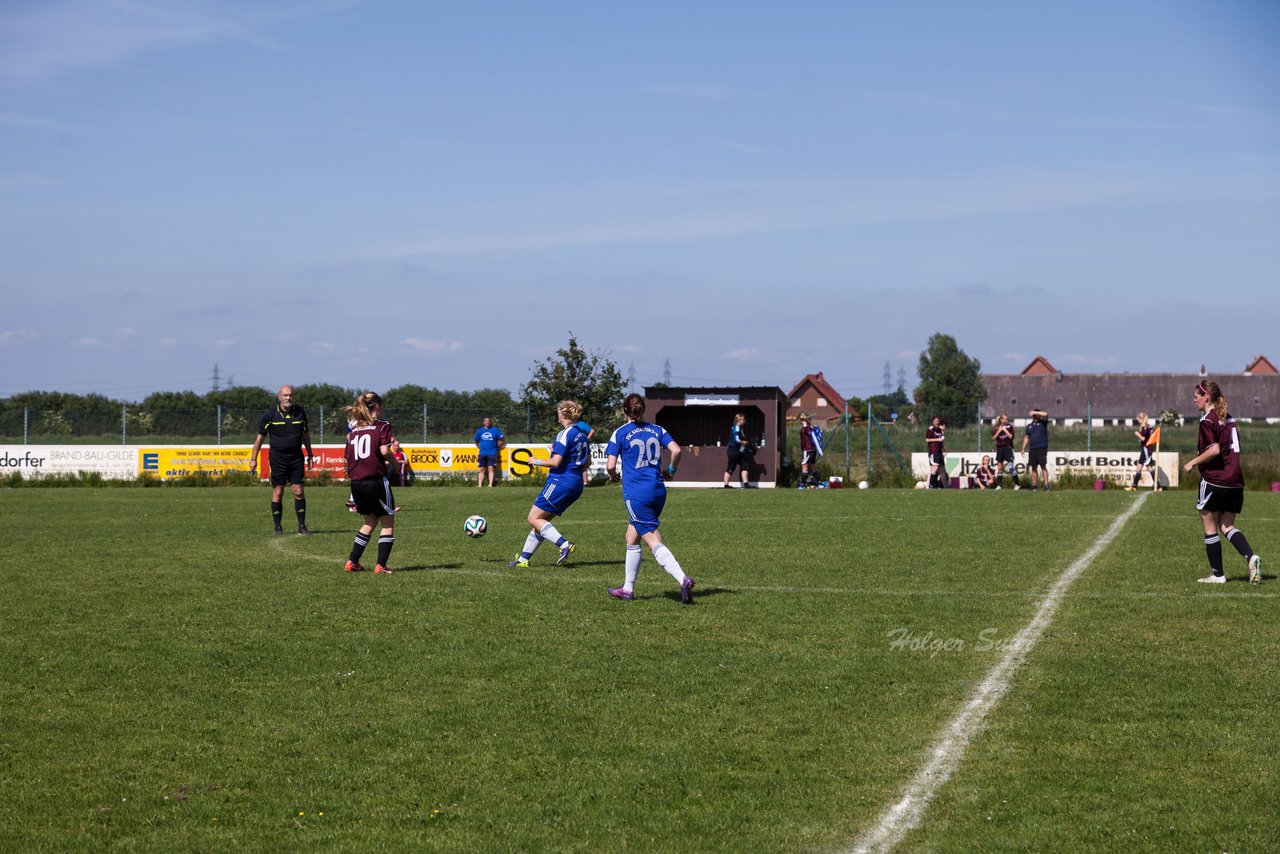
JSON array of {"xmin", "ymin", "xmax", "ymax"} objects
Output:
[
  {"xmin": 506, "ymin": 400, "xmax": 591, "ymax": 568},
  {"xmin": 604, "ymin": 393, "xmax": 696, "ymax": 605}
]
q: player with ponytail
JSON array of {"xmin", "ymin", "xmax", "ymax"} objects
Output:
[{"xmin": 1184, "ymin": 379, "xmax": 1262, "ymax": 584}]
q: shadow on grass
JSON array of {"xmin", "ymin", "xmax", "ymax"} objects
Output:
[{"xmin": 387, "ymin": 563, "xmax": 462, "ymax": 573}]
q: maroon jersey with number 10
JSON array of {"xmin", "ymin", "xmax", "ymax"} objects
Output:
[
  {"xmin": 346, "ymin": 420, "xmax": 395, "ymax": 481},
  {"xmin": 1197, "ymin": 410, "xmax": 1243, "ymax": 488}
]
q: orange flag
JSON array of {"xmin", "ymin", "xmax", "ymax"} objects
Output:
[{"xmin": 1146, "ymin": 425, "xmax": 1161, "ymax": 446}]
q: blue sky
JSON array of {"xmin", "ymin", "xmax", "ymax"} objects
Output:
[{"xmin": 2, "ymin": 0, "xmax": 1277, "ymax": 402}]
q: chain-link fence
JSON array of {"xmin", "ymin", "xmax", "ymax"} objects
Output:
[{"xmin": 0, "ymin": 405, "xmax": 539, "ymax": 445}]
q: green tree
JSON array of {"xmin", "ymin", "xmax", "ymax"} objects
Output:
[
  {"xmin": 914, "ymin": 333, "xmax": 985, "ymax": 426},
  {"xmin": 292, "ymin": 383, "xmax": 357, "ymax": 413},
  {"xmin": 520, "ymin": 334, "xmax": 624, "ymax": 435}
]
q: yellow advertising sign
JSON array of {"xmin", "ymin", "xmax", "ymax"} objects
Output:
[
  {"xmin": 402, "ymin": 444, "xmax": 508, "ymax": 474},
  {"xmin": 139, "ymin": 446, "xmax": 254, "ymax": 479},
  {"xmin": 505, "ymin": 444, "xmax": 553, "ymax": 478}
]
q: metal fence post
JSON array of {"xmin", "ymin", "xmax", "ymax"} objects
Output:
[
  {"xmin": 217, "ymin": 404, "xmax": 222, "ymax": 445},
  {"xmin": 23, "ymin": 407, "xmax": 29, "ymax": 445},
  {"xmin": 844, "ymin": 402, "xmax": 851, "ymax": 480},
  {"xmin": 526, "ymin": 404, "xmax": 532, "ymax": 443},
  {"xmin": 977, "ymin": 401, "xmax": 982, "ymax": 451},
  {"xmin": 318, "ymin": 405, "xmax": 324, "ymax": 446},
  {"xmin": 423, "ymin": 403, "xmax": 429, "ymax": 443},
  {"xmin": 866, "ymin": 402, "xmax": 872, "ymax": 476},
  {"xmin": 1087, "ymin": 400, "xmax": 1092, "ymax": 452},
  {"xmin": 122, "ymin": 404, "xmax": 127, "ymax": 445}
]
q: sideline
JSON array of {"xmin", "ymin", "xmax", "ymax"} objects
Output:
[{"xmin": 845, "ymin": 492, "xmax": 1151, "ymax": 854}]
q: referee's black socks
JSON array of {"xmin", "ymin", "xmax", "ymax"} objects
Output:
[{"xmin": 271, "ymin": 501, "xmax": 283, "ymax": 529}]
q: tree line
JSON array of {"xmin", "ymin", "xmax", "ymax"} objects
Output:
[{"xmin": 2, "ymin": 332, "xmax": 986, "ymax": 433}]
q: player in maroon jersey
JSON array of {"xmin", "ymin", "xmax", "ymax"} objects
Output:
[
  {"xmin": 925, "ymin": 416, "xmax": 947, "ymax": 488},
  {"xmin": 991, "ymin": 413, "xmax": 1020, "ymax": 489},
  {"xmin": 342, "ymin": 391, "xmax": 399, "ymax": 574},
  {"xmin": 973, "ymin": 455, "xmax": 995, "ymax": 490},
  {"xmin": 1182, "ymin": 380, "xmax": 1262, "ymax": 584}
]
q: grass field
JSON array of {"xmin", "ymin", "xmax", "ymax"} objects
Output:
[{"xmin": 2, "ymin": 485, "xmax": 1277, "ymax": 852}]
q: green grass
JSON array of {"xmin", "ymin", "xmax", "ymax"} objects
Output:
[{"xmin": 1, "ymin": 486, "xmax": 1276, "ymax": 851}]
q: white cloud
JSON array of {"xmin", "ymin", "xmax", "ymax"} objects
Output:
[
  {"xmin": 213, "ymin": 339, "xmax": 235, "ymax": 349},
  {"xmin": 724, "ymin": 348, "xmax": 763, "ymax": 362},
  {"xmin": 401, "ymin": 338, "xmax": 463, "ymax": 354},
  {"xmin": 73, "ymin": 337, "xmax": 102, "ymax": 346},
  {"xmin": 0, "ymin": 2, "xmax": 253, "ymax": 86},
  {"xmin": 310, "ymin": 341, "xmax": 335, "ymax": 353},
  {"xmin": 1064, "ymin": 353, "xmax": 1118, "ymax": 367},
  {"xmin": 0, "ymin": 329, "xmax": 37, "ymax": 344},
  {"xmin": 113, "ymin": 326, "xmax": 136, "ymax": 337}
]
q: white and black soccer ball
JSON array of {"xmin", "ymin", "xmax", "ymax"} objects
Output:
[
  {"xmin": 464, "ymin": 514, "xmax": 488, "ymax": 538},
  {"xmin": 858, "ymin": 480, "xmax": 870, "ymax": 490}
]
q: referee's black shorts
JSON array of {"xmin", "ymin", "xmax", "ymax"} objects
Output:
[{"xmin": 269, "ymin": 453, "xmax": 306, "ymax": 486}]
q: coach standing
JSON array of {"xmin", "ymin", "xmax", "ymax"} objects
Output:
[
  {"xmin": 1021, "ymin": 407, "xmax": 1050, "ymax": 491},
  {"xmin": 250, "ymin": 385, "xmax": 314, "ymax": 535}
]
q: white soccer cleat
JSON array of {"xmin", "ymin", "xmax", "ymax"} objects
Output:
[
  {"xmin": 1197, "ymin": 573, "xmax": 1226, "ymax": 584},
  {"xmin": 1248, "ymin": 555, "xmax": 1262, "ymax": 585}
]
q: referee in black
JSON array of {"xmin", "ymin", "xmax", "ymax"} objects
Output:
[{"xmin": 250, "ymin": 384, "xmax": 314, "ymax": 535}]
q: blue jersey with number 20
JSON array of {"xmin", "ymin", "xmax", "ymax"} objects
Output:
[{"xmin": 607, "ymin": 421, "xmax": 673, "ymax": 502}]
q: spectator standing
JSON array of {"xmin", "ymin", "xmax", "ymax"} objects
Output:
[
  {"xmin": 1127, "ymin": 412, "xmax": 1158, "ymax": 491},
  {"xmin": 1021, "ymin": 408, "xmax": 1050, "ymax": 491},
  {"xmin": 926, "ymin": 416, "xmax": 947, "ymax": 488},
  {"xmin": 473, "ymin": 417, "xmax": 506, "ymax": 487},
  {"xmin": 723, "ymin": 413, "xmax": 753, "ymax": 488},
  {"xmin": 798, "ymin": 413, "xmax": 818, "ymax": 489},
  {"xmin": 342, "ymin": 391, "xmax": 398, "ymax": 574},
  {"xmin": 1183, "ymin": 380, "xmax": 1262, "ymax": 584},
  {"xmin": 249, "ymin": 385, "xmax": 314, "ymax": 535},
  {"xmin": 992, "ymin": 413, "xmax": 1020, "ymax": 490}
]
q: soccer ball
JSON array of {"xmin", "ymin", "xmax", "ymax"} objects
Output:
[
  {"xmin": 464, "ymin": 514, "xmax": 487, "ymax": 538},
  {"xmin": 858, "ymin": 480, "xmax": 870, "ymax": 490}
]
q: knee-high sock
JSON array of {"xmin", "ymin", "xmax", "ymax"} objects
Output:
[
  {"xmin": 1205, "ymin": 534, "xmax": 1223, "ymax": 574},
  {"xmin": 271, "ymin": 501, "xmax": 283, "ymax": 527},
  {"xmin": 651, "ymin": 544, "xmax": 687, "ymax": 584},
  {"xmin": 520, "ymin": 530, "xmax": 541, "ymax": 559},
  {"xmin": 294, "ymin": 498, "xmax": 306, "ymax": 525},
  {"xmin": 538, "ymin": 521, "xmax": 566, "ymax": 546},
  {"xmin": 623, "ymin": 544, "xmax": 641, "ymax": 592},
  {"xmin": 1223, "ymin": 527, "xmax": 1254, "ymax": 559},
  {"xmin": 349, "ymin": 530, "xmax": 370, "ymax": 563},
  {"xmin": 377, "ymin": 534, "xmax": 394, "ymax": 567}
]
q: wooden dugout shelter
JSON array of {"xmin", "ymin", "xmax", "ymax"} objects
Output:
[{"xmin": 643, "ymin": 386, "xmax": 790, "ymax": 488}]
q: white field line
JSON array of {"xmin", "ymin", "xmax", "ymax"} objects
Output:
[{"xmin": 845, "ymin": 492, "xmax": 1151, "ymax": 854}]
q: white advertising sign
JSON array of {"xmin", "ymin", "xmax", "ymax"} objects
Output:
[
  {"xmin": 911, "ymin": 450, "xmax": 1179, "ymax": 488},
  {"xmin": 1, "ymin": 445, "xmax": 139, "ymax": 480}
]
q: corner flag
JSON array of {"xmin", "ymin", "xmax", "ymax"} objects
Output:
[{"xmin": 1145, "ymin": 425, "xmax": 1161, "ymax": 446}]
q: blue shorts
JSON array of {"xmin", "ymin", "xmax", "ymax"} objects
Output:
[
  {"xmin": 477, "ymin": 454, "xmax": 498, "ymax": 469},
  {"xmin": 533, "ymin": 475, "xmax": 584, "ymax": 516},
  {"xmin": 624, "ymin": 491, "xmax": 666, "ymax": 535}
]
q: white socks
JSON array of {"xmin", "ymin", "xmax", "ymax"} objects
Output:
[{"xmin": 623, "ymin": 545, "xmax": 641, "ymax": 592}]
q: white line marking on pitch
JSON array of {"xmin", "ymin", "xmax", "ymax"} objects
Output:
[{"xmin": 845, "ymin": 492, "xmax": 1151, "ymax": 854}]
